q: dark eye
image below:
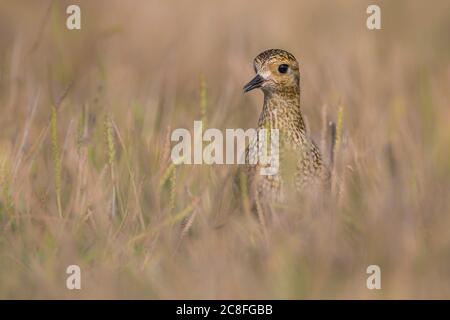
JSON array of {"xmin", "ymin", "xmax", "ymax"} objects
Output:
[{"xmin": 278, "ymin": 64, "xmax": 289, "ymax": 74}]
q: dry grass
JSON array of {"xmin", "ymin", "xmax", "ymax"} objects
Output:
[{"xmin": 0, "ymin": 0, "xmax": 449, "ymax": 299}]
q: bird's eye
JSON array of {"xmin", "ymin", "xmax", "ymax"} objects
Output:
[{"xmin": 278, "ymin": 64, "xmax": 289, "ymax": 74}]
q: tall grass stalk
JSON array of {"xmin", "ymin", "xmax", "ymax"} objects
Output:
[
  {"xmin": 104, "ymin": 114, "xmax": 116, "ymax": 218},
  {"xmin": 334, "ymin": 105, "xmax": 344, "ymax": 156},
  {"xmin": 169, "ymin": 166, "xmax": 176, "ymax": 213},
  {"xmin": 0, "ymin": 154, "xmax": 13, "ymax": 216},
  {"xmin": 50, "ymin": 106, "xmax": 63, "ymax": 218},
  {"xmin": 332, "ymin": 105, "xmax": 344, "ymax": 195},
  {"xmin": 200, "ymin": 74, "xmax": 207, "ymax": 128}
]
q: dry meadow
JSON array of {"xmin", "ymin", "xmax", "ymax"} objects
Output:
[{"xmin": 0, "ymin": 0, "xmax": 449, "ymax": 299}]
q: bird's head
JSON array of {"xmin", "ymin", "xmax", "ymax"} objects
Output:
[{"xmin": 243, "ymin": 49, "xmax": 300, "ymax": 94}]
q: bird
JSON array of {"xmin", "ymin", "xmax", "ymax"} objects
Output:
[{"xmin": 240, "ymin": 49, "xmax": 330, "ymax": 222}]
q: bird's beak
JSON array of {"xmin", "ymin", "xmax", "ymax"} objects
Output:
[{"xmin": 243, "ymin": 74, "xmax": 264, "ymax": 92}]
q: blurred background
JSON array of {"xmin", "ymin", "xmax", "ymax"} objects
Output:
[{"xmin": 0, "ymin": 0, "xmax": 449, "ymax": 299}]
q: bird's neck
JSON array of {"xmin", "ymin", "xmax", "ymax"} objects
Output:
[{"xmin": 258, "ymin": 87, "xmax": 306, "ymax": 134}]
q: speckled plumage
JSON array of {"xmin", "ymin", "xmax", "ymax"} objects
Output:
[{"xmin": 243, "ymin": 49, "xmax": 330, "ymax": 209}]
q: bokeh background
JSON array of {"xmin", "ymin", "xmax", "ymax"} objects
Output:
[{"xmin": 0, "ymin": 0, "xmax": 449, "ymax": 298}]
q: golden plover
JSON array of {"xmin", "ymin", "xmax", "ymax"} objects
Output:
[{"xmin": 242, "ymin": 49, "xmax": 330, "ymax": 213}]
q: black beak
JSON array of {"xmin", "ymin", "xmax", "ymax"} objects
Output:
[{"xmin": 243, "ymin": 74, "xmax": 264, "ymax": 92}]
